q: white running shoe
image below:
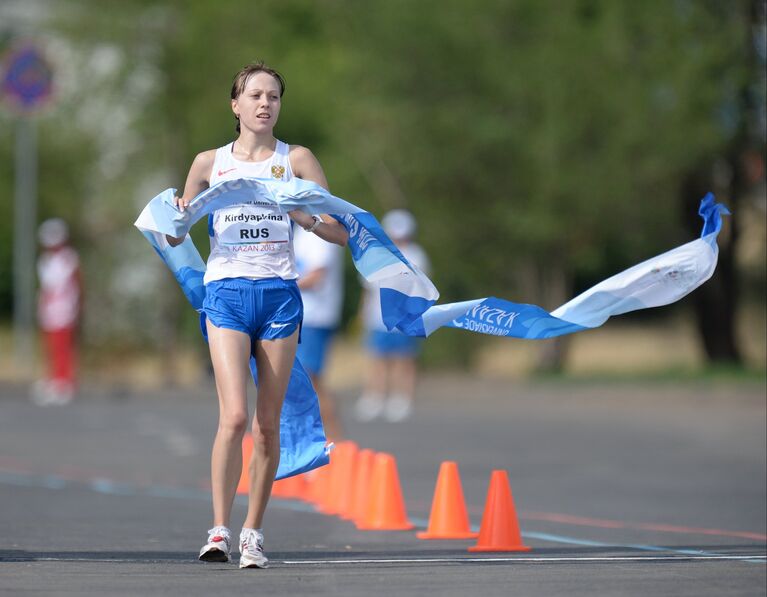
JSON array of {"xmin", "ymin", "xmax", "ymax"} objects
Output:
[
  {"xmin": 384, "ymin": 395, "xmax": 413, "ymax": 422},
  {"xmin": 198, "ymin": 526, "xmax": 231, "ymax": 562},
  {"xmin": 31, "ymin": 380, "xmax": 74, "ymax": 406},
  {"xmin": 354, "ymin": 394, "xmax": 385, "ymax": 422},
  {"xmin": 239, "ymin": 528, "xmax": 269, "ymax": 569}
]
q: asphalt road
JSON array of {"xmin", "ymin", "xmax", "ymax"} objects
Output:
[{"xmin": 1, "ymin": 374, "xmax": 765, "ymax": 596}]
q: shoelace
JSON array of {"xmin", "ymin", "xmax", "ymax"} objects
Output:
[
  {"xmin": 207, "ymin": 526, "xmax": 231, "ymax": 547},
  {"xmin": 240, "ymin": 530, "xmax": 264, "ymax": 554}
]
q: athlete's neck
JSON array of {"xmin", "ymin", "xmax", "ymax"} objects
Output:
[{"xmin": 233, "ymin": 134, "xmax": 276, "ymax": 162}]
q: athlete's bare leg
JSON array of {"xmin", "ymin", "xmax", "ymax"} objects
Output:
[
  {"xmin": 243, "ymin": 329, "xmax": 299, "ymax": 529},
  {"xmin": 206, "ymin": 321, "xmax": 252, "ymax": 529}
]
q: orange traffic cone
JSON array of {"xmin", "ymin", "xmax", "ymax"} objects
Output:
[
  {"xmin": 315, "ymin": 445, "xmax": 340, "ymax": 512},
  {"xmin": 334, "ymin": 442, "xmax": 359, "ymax": 519},
  {"xmin": 271, "ymin": 477, "xmax": 288, "ymax": 498},
  {"xmin": 357, "ymin": 453, "xmax": 414, "ymax": 531},
  {"xmin": 417, "ymin": 461, "xmax": 478, "ymax": 540},
  {"xmin": 303, "ymin": 468, "xmax": 320, "ymax": 505},
  {"xmin": 236, "ymin": 433, "xmax": 254, "ymax": 495},
  {"xmin": 320, "ymin": 441, "xmax": 358, "ymax": 516},
  {"xmin": 468, "ymin": 470, "xmax": 531, "ymax": 552},
  {"xmin": 348, "ymin": 449, "xmax": 375, "ymax": 523},
  {"xmin": 290, "ymin": 473, "xmax": 310, "ymax": 500},
  {"xmin": 271, "ymin": 472, "xmax": 308, "ymax": 499},
  {"xmin": 307, "ymin": 460, "xmax": 332, "ymax": 508}
]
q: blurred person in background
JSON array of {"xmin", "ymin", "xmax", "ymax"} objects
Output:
[
  {"xmin": 293, "ymin": 223, "xmax": 345, "ymax": 440},
  {"xmin": 32, "ymin": 218, "xmax": 82, "ymax": 406},
  {"xmin": 166, "ymin": 62, "xmax": 347, "ymax": 568},
  {"xmin": 354, "ymin": 209, "xmax": 430, "ymax": 423}
]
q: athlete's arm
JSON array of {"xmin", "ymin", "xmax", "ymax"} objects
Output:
[
  {"xmin": 297, "ymin": 266, "xmax": 328, "ymax": 290},
  {"xmin": 166, "ymin": 150, "xmax": 215, "ymax": 247},
  {"xmin": 288, "ymin": 145, "xmax": 348, "ymax": 247}
]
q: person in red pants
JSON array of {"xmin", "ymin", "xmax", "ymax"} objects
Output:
[{"xmin": 32, "ymin": 218, "xmax": 82, "ymax": 406}]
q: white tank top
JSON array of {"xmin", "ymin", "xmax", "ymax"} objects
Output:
[{"xmin": 204, "ymin": 140, "xmax": 298, "ymax": 284}]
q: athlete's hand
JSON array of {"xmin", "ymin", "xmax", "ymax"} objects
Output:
[
  {"xmin": 288, "ymin": 209, "xmax": 314, "ymax": 230},
  {"xmin": 173, "ymin": 195, "xmax": 191, "ymax": 212},
  {"xmin": 166, "ymin": 196, "xmax": 189, "ymax": 246}
]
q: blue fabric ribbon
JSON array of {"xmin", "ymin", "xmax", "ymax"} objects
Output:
[{"xmin": 137, "ymin": 179, "xmax": 728, "ymax": 476}]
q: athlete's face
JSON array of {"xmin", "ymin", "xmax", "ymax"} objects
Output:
[{"xmin": 232, "ymin": 72, "xmax": 282, "ymax": 134}]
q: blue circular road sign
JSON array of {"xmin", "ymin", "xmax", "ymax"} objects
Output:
[{"xmin": 2, "ymin": 44, "xmax": 54, "ymax": 113}]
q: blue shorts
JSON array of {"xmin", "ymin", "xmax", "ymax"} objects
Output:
[
  {"xmin": 366, "ymin": 329, "xmax": 423, "ymax": 357},
  {"xmin": 203, "ymin": 277, "xmax": 303, "ymax": 341},
  {"xmin": 296, "ymin": 326, "xmax": 336, "ymax": 376}
]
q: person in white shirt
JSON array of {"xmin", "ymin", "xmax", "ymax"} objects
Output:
[
  {"xmin": 293, "ymin": 225, "xmax": 345, "ymax": 440},
  {"xmin": 33, "ymin": 218, "xmax": 82, "ymax": 406},
  {"xmin": 355, "ymin": 209, "xmax": 430, "ymax": 423},
  {"xmin": 167, "ymin": 62, "xmax": 348, "ymax": 568}
]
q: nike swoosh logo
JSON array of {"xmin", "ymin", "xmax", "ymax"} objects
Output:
[
  {"xmin": 217, "ymin": 167, "xmax": 237, "ymax": 176},
  {"xmin": 270, "ymin": 323, "xmax": 291, "ymax": 329}
]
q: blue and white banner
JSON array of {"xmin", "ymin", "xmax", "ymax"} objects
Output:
[
  {"xmin": 136, "ymin": 178, "xmax": 727, "ymax": 474},
  {"xmin": 416, "ymin": 194, "xmax": 727, "ymax": 339}
]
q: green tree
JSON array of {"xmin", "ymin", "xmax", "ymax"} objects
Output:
[{"xmin": 322, "ymin": 0, "xmax": 756, "ymax": 368}]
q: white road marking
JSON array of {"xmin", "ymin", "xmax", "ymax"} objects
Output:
[
  {"xmin": 4, "ymin": 554, "xmax": 764, "ymax": 565},
  {"xmin": 279, "ymin": 555, "xmax": 766, "ymax": 565}
]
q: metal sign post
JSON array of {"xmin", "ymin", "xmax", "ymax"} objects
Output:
[
  {"xmin": 12, "ymin": 117, "xmax": 38, "ymax": 369},
  {"xmin": 2, "ymin": 43, "xmax": 53, "ymax": 372}
]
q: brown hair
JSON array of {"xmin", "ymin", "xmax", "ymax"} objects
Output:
[{"xmin": 231, "ymin": 62, "xmax": 286, "ymax": 133}]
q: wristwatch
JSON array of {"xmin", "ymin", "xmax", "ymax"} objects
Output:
[{"xmin": 306, "ymin": 214, "xmax": 322, "ymax": 233}]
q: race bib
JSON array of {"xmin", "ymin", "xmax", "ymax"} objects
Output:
[{"xmin": 215, "ymin": 205, "xmax": 290, "ymax": 253}]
